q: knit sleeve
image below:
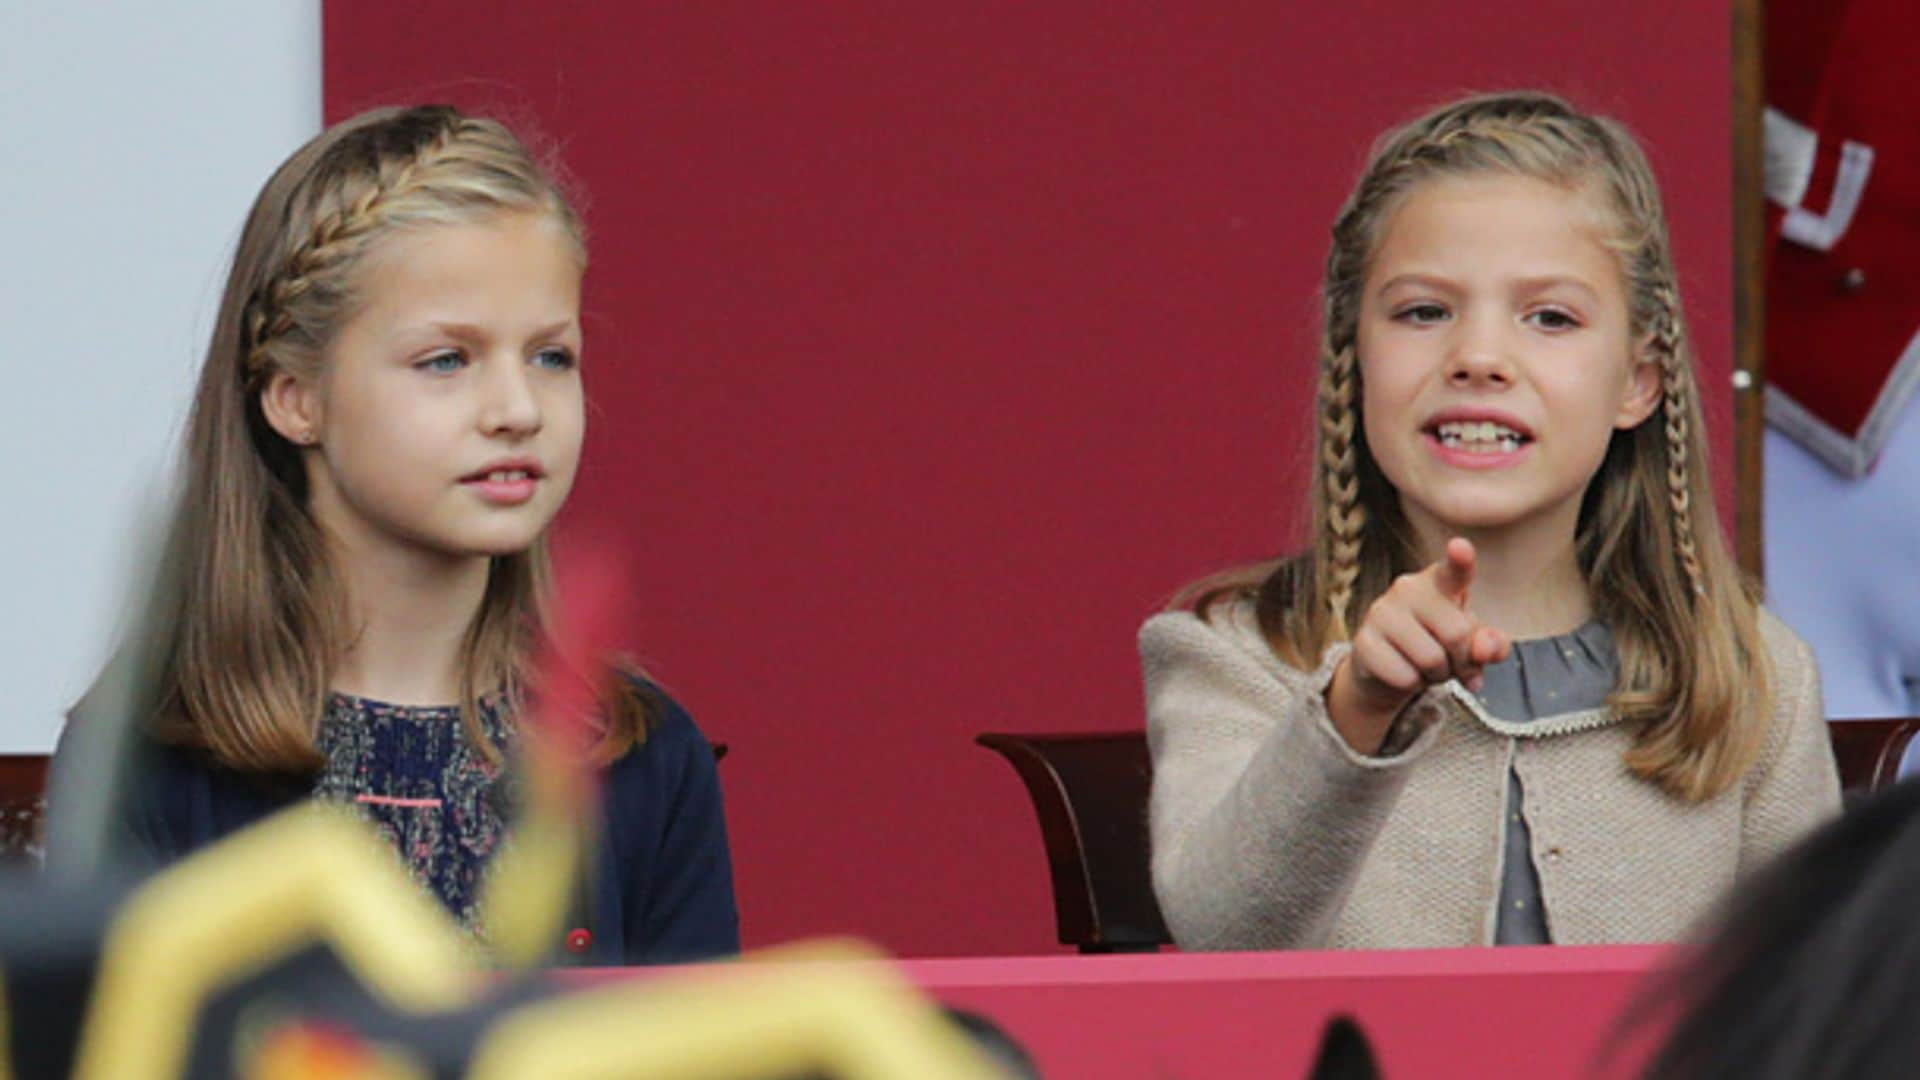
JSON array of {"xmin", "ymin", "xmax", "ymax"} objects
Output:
[
  {"xmin": 1140, "ymin": 608, "xmax": 1446, "ymax": 950},
  {"xmin": 1738, "ymin": 611, "xmax": 1843, "ymax": 875}
]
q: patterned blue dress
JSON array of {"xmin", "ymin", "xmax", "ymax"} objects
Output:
[
  {"xmin": 311, "ymin": 692, "xmax": 515, "ymax": 931},
  {"xmin": 90, "ymin": 680, "xmax": 741, "ymax": 964}
]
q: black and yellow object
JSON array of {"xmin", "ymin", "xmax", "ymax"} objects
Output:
[{"xmin": 0, "ymin": 808, "xmax": 1004, "ymax": 1080}]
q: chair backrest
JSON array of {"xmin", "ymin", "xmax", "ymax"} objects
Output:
[
  {"xmin": 975, "ymin": 733, "xmax": 1168, "ymax": 952},
  {"xmin": 980, "ymin": 719, "xmax": 1920, "ymax": 954},
  {"xmin": 0, "ymin": 754, "xmax": 50, "ymax": 864},
  {"xmin": 1828, "ymin": 718, "xmax": 1920, "ymax": 796}
]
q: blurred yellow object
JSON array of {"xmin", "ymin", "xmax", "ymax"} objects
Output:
[
  {"xmin": 480, "ymin": 735, "xmax": 591, "ymax": 972},
  {"xmin": 31, "ymin": 807, "xmax": 1004, "ymax": 1080},
  {"xmin": 73, "ymin": 807, "xmax": 480, "ymax": 1080},
  {"xmin": 470, "ymin": 940, "xmax": 1000, "ymax": 1080}
]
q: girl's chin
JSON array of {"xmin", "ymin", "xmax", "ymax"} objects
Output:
[
  {"xmin": 407, "ymin": 525, "xmax": 550, "ymax": 561},
  {"xmin": 1401, "ymin": 492, "xmax": 1551, "ymax": 535},
  {"xmin": 459, "ymin": 532, "xmax": 548, "ymax": 558}
]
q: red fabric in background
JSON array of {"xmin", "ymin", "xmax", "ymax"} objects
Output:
[{"xmin": 324, "ymin": 3, "xmax": 1735, "ymax": 957}]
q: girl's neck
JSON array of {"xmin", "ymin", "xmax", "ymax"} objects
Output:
[
  {"xmin": 327, "ymin": 535, "xmax": 492, "ymax": 707},
  {"xmin": 1407, "ymin": 506, "xmax": 1591, "ymax": 641}
]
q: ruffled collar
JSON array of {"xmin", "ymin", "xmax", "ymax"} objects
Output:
[{"xmin": 1442, "ymin": 619, "xmax": 1621, "ymax": 738}]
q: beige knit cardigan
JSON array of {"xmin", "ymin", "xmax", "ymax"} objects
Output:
[{"xmin": 1140, "ymin": 603, "xmax": 1841, "ymax": 950}]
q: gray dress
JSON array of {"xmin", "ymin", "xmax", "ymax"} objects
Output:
[{"xmin": 1471, "ymin": 619, "xmax": 1619, "ymax": 945}]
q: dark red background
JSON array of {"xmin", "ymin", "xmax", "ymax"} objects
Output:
[{"xmin": 325, "ymin": 2, "xmax": 1735, "ymax": 957}]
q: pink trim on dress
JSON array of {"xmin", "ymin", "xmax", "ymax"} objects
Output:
[{"xmin": 355, "ymin": 793, "xmax": 443, "ymax": 809}]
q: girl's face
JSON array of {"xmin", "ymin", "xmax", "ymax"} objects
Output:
[
  {"xmin": 266, "ymin": 211, "xmax": 586, "ymax": 566},
  {"xmin": 1354, "ymin": 173, "xmax": 1661, "ymax": 552}
]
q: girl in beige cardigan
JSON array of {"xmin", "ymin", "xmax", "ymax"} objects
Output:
[{"xmin": 1143, "ymin": 92, "xmax": 1840, "ymax": 951}]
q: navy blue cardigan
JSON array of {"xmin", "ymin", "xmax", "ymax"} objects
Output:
[{"xmin": 85, "ymin": 690, "xmax": 739, "ymax": 966}]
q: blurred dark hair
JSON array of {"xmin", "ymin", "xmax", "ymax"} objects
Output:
[
  {"xmin": 1307, "ymin": 1015, "xmax": 1380, "ymax": 1080},
  {"xmin": 1625, "ymin": 777, "xmax": 1920, "ymax": 1078}
]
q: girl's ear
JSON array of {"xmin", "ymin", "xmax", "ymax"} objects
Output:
[
  {"xmin": 260, "ymin": 369, "xmax": 323, "ymax": 446},
  {"xmin": 1615, "ymin": 355, "xmax": 1663, "ymax": 430}
]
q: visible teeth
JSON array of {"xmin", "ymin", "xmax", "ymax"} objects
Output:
[
  {"xmin": 1435, "ymin": 421, "xmax": 1525, "ymax": 453},
  {"xmin": 1435, "ymin": 421, "xmax": 1524, "ymax": 450},
  {"xmin": 485, "ymin": 470, "xmax": 529, "ymax": 482}
]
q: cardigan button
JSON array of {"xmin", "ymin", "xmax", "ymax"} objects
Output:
[
  {"xmin": 1841, "ymin": 267, "xmax": 1867, "ymax": 293},
  {"xmin": 566, "ymin": 928, "xmax": 593, "ymax": 954},
  {"xmin": 1546, "ymin": 846, "xmax": 1564, "ymax": 862}
]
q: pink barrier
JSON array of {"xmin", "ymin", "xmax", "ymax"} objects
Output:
[
  {"xmin": 578, "ymin": 945, "xmax": 1674, "ymax": 1079},
  {"xmin": 906, "ymin": 947, "xmax": 1669, "ymax": 1078}
]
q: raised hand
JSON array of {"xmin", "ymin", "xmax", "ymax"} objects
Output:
[{"xmin": 1325, "ymin": 538, "xmax": 1511, "ymax": 754}]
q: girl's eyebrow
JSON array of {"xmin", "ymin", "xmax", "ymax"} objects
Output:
[
  {"xmin": 1374, "ymin": 272, "xmax": 1461, "ymax": 296},
  {"xmin": 1511, "ymin": 275, "xmax": 1601, "ymax": 302},
  {"xmin": 1374, "ymin": 273, "xmax": 1601, "ymax": 303},
  {"xmin": 403, "ymin": 318, "xmax": 580, "ymax": 343}
]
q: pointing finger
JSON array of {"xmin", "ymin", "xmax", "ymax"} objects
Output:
[{"xmin": 1433, "ymin": 537, "xmax": 1476, "ymax": 606}]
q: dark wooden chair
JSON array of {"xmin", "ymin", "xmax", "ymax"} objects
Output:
[
  {"xmin": 979, "ymin": 719, "xmax": 1920, "ymax": 954},
  {"xmin": 975, "ymin": 733, "xmax": 1169, "ymax": 952},
  {"xmin": 0, "ymin": 754, "xmax": 50, "ymax": 864},
  {"xmin": 1827, "ymin": 718, "xmax": 1919, "ymax": 797}
]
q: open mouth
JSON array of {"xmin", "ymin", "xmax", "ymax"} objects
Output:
[
  {"xmin": 458, "ymin": 461, "xmax": 547, "ymax": 505},
  {"xmin": 1426, "ymin": 420, "xmax": 1532, "ymax": 455},
  {"xmin": 460, "ymin": 463, "xmax": 546, "ymax": 484}
]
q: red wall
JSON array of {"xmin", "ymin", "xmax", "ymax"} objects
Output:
[{"xmin": 325, "ymin": 3, "xmax": 1734, "ymax": 957}]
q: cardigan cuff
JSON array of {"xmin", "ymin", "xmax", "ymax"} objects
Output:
[{"xmin": 1303, "ymin": 643, "xmax": 1448, "ymax": 770}]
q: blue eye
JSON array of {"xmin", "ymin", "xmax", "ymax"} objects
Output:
[
  {"xmin": 416, "ymin": 351, "xmax": 466, "ymax": 373},
  {"xmin": 533, "ymin": 346, "xmax": 577, "ymax": 371}
]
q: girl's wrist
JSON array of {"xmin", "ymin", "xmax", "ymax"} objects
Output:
[{"xmin": 1324, "ymin": 656, "xmax": 1413, "ymax": 756}]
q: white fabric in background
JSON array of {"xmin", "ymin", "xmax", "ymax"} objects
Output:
[
  {"xmin": 1766, "ymin": 390, "xmax": 1920, "ymax": 775},
  {"xmin": 0, "ymin": 3, "xmax": 321, "ymax": 751}
]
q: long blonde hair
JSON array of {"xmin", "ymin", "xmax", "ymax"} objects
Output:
[
  {"xmin": 1193, "ymin": 91, "xmax": 1769, "ymax": 802},
  {"xmin": 128, "ymin": 104, "xmax": 650, "ymax": 773}
]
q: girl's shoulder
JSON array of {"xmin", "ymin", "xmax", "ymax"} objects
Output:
[
  {"xmin": 1139, "ymin": 598, "xmax": 1328, "ymax": 689},
  {"xmin": 1754, "ymin": 605, "xmax": 1817, "ymax": 678},
  {"xmin": 603, "ymin": 678, "xmax": 717, "ymax": 777},
  {"xmin": 595, "ymin": 679, "xmax": 728, "ymax": 851},
  {"xmin": 1141, "ymin": 596, "xmax": 1261, "ymax": 649},
  {"xmin": 1753, "ymin": 604, "xmax": 1822, "ymax": 733}
]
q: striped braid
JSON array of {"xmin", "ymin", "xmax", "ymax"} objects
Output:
[
  {"xmin": 1651, "ymin": 284, "xmax": 1707, "ymax": 597},
  {"xmin": 1318, "ymin": 342, "xmax": 1367, "ymax": 636}
]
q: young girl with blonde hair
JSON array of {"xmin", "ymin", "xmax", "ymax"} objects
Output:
[
  {"xmin": 1143, "ymin": 91, "xmax": 1839, "ymax": 949},
  {"xmin": 57, "ymin": 105, "xmax": 737, "ymax": 964}
]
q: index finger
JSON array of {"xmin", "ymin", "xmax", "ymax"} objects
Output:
[{"xmin": 1432, "ymin": 537, "xmax": 1476, "ymax": 606}]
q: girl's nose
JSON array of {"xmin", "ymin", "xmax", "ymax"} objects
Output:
[
  {"xmin": 1444, "ymin": 320, "xmax": 1514, "ymax": 387},
  {"xmin": 480, "ymin": 359, "xmax": 543, "ymax": 436}
]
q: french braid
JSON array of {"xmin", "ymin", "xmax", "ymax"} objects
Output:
[{"xmin": 244, "ymin": 116, "xmax": 476, "ymax": 374}]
